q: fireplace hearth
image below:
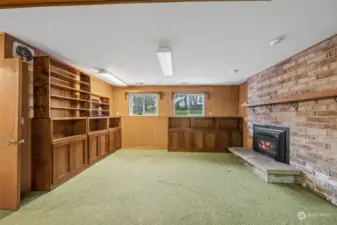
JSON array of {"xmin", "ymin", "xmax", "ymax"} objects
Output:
[{"xmin": 253, "ymin": 124, "xmax": 290, "ymax": 164}]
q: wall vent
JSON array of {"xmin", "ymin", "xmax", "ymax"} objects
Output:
[{"xmin": 13, "ymin": 41, "xmax": 34, "ymax": 64}]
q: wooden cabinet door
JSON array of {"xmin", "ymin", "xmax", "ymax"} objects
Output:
[
  {"xmin": 108, "ymin": 130, "xmax": 121, "ymax": 152},
  {"xmin": 168, "ymin": 130, "xmax": 181, "ymax": 151},
  {"xmin": 182, "ymin": 131, "xmax": 193, "ymax": 151},
  {"xmin": 98, "ymin": 133, "xmax": 108, "ymax": 157},
  {"xmin": 194, "ymin": 131, "xmax": 204, "ymax": 152},
  {"xmin": 72, "ymin": 136, "xmax": 87, "ymax": 171},
  {"xmin": 108, "ymin": 131, "xmax": 116, "ymax": 153},
  {"xmin": 115, "ymin": 130, "xmax": 121, "ymax": 149},
  {"xmin": 204, "ymin": 132, "xmax": 217, "ymax": 152},
  {"xmin": 52, "ymin": 140, "xmax": 72, "ymax": 186},
  {"xmin": 88, "ymin": 135, "xmax": 99, "ymax": 164},
  {"xmin": 231, "ymin": 131, "xmax": 243, "ymax": 148},
  {"xmin": 216, "ymin": 131, "xmax": 229, "ymax": 152}
]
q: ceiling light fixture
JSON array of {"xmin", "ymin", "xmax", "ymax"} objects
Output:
[
  {"xmin": 96, "ymin": 69, "xmax": 127, "ymax": 86},
  {"xmin": 157, "ymin": 47, "xmax": 173, "ymax": 76},
  {"xmin": 270, "ymin": 36, "xmax": 286, "ymax": 46}
]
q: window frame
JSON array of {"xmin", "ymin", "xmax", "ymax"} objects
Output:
[
  {"xmin": 173, "ymin": 93, "xmax": 205, "ymax": 117},
  {"xmin": 128, "ymin": 93, "xmax": 159, "ymax": 116}
]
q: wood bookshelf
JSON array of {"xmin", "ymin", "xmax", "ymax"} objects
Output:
[
  {"xmin": 32, "ymin": 56, "xmax": 92, "ymax": 190},
  {"xmin": 33, "ymin": 56, "xmax": 92, "ymax": 118},
  {"xmin": 91, "ymin": 93, "xmax": 110, "ymax": 117},
  {"xmin": 32, "ymin": 56, "xmax": 119, "ymax": 191},
  {"xmin": 50, "ymin": 95, "xmax": 91, "ymax": 103}
]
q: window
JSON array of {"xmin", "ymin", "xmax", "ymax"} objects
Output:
[
  {"xmin": 174, "ymin": 93, "xmax": 205, "ymax": 116},
  {"xmin": 129, "ymin": 94, "xmax": 158, "ymax": 116}
]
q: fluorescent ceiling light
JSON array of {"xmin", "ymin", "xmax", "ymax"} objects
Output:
[
  {"xmin": 97, "ymin": 69, "xmax": 127, "ymax": 86},
  {"xmin": 157, "ymin": 47, "xmax": 173, "ymax": 76}
]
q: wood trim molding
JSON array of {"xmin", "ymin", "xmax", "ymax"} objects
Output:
[
  {"xmin": 242, "ymin": 89, "xmax": 337, "ymax": 108},
  {"xmin": 124, "ymin": 91, "xmax": 163, "ymax": 100},
  {"xmin": 171, "ymin": 91, "xmax": 210, "ymax": 100},
  {"xmin": 0, "ymin": 0, "xmax": 266, "ymax": 9}
]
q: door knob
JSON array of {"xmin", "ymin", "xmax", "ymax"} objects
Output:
[{"xmin": 8, "ymin": 140, "xmax": 25, "ymax": 145}]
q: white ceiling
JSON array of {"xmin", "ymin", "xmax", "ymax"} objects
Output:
[{"xmin": 0, "ymin": 0, "xmax": 336, "ymax": 86}]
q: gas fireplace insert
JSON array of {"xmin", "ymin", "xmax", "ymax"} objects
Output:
[{"xmin": 253, "ymin": 124, "xmax": 290, "ymax": 164}]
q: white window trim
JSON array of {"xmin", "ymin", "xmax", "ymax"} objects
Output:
[
  {"xmin": 173, "ymin": 93, "xmax": 205, "ymax": 117},
  {"xmin": 129, "ymin": 93, "xmax": 159, "ymax": 116}
]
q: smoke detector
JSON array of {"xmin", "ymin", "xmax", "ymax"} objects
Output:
[
  {"xmin": 230, "ymin": 69, "xmax": 239, "ymax": 74},
  {"xmin": 270, "ymin": 36, "xmax": 286, "ymax": 46}
]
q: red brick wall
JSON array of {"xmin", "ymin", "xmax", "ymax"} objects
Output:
[{"xmin": 247, "ymin": 34, "xmax": 337, "ymax": 205}]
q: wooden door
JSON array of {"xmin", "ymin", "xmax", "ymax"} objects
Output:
[
  {"xmin": 52, "ymin": 139, "xmax": 72, "ymax": 186},
  {"xmin": 0, "ymin": 59, "xmax": 24, "ymax": 210},
  {"xmin": 72, "ymin": 136, "xmax": 87, "ymax": 172}
]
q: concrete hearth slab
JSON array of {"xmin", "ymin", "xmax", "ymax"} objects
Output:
[{"xmin": 228, "ymin": 147, "xmax": 301, "ymax": 183}]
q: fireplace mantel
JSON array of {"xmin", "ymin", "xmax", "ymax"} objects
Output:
[{"xmin": 241, "ymin": 88, "xmax": 337, "ymax": 112}]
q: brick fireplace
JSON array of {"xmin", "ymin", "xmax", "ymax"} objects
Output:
[{"xmin": 247, "ymin": 35, "xmax": 337, "ymax": 205}]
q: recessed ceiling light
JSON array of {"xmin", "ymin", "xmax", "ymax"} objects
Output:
[
  {"xmin": 270, "ymin": 36, "xmax": 286, "ymax": 46},
  {"xmin": 96, "ymin": 69, "xmax": 127, "ymax": 86},
  {"xmin": 157, "ymin": 47, "xmax": 173, "ymax": 76}
]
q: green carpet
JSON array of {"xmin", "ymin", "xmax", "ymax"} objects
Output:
[{"xmin": 1, "ymin": 149, "xmax": 337, "ymax": 225}]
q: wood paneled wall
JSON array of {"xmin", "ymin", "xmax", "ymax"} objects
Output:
[
  {"xmin": 112, "ymin": 86, "xmax": 240, "ymax": 117},
  {"xmin": 121, "ymin": 117, "xmax": 168, "ymax": 149},
  {"xmin": 112, "ymin": 85, "xmax": 241, "ymax": 149}
]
